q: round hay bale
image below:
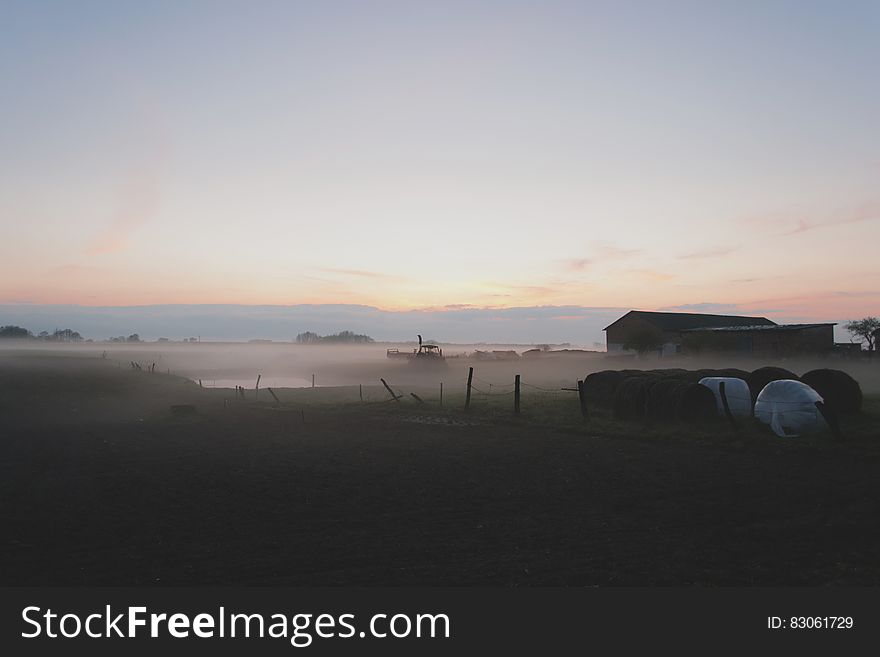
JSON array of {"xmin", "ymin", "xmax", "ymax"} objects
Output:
[
  {"xmin": 647, "ymin": 368, "xmax": 690, "ymax": 378},
  {"xmin": 584, "ymin": 370, "xmax": 626, "ymax": 406},
  {"xmin": 747, "ymin": 366, "xmax": 799, "ymax": 404},
  {"xmin": 670, "ymin": 381, "xmax": 720, "ymax": 423},
  {"xmin": 643, "ymin": 378, "xmax": 719, "ymax": 423},
  {"xmin": 801, "ymin": 369, "xmax": 862, "ymax": 415},
  {"xmin": 644, "ymin": 377, "xmax": 685, "ymax": 421},
  {"xmin": 755, "ymin": 379, "xmax": 827, "ymax": 437},
  {"xmin": 612, "ymin": 376, "xmax": 652, "ymax": 421},
  {"xmin": 698, "ymin": 377, "xmax": 752, "ymax": 418}
]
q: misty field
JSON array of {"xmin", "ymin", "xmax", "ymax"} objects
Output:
[{"xmin": 1, "ymin": 345, "xmax": 880, "ymax": 585}]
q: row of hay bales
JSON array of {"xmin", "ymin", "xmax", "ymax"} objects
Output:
[{"xmin": 585, "ymin": 366, "xmax": 862, "ymax": 425}]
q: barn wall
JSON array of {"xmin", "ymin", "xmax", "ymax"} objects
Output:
[
  {"xmin": 751, "ymin": 325, "xmax": 834, "ymax": 357},
  {"xmin": 605, "ymin": 314, "xmax": 678, "ymax": 353}
]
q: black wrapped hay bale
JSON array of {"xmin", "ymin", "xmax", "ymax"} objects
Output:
[
  {"xmin": 644, "ymin": 378, "xmax": 717, "ymax": 423},
  {"xmin": 644, "ymin": 378, "xmax": 680, "ymax": 421},
  {"xmin": 747, "ymin": 366, "xmax": 799, "ymax": 404},
  {"xmin": 647, "ymin": 368, "xmax": 690, "ymax": 378},
  {"xmin": 584, "ymin": 370, "xmax": 626, "ymax": 406},
  {"xmin": 801, "ymin": 368, "xmax": 862, "ymax": 415},
  {"xmin": 612, "ymin": 376, "xmax": 652, "ymax": 421},
  {"xmin": 670, "ymin": 382, "xmax": 718, "ymax": 423}
]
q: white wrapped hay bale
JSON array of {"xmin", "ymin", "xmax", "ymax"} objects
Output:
[
  {"xmin": 698, "ymin": 377, "xmax": 752, "ymax": 418},
  {"xmin": 754, "ymin": 379, "xmax": 828, "ymax": 437}
]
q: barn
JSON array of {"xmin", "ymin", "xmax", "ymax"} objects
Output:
[
  {"xmin": 604, "ymin": 311, "xmax": 776, "ymax": 356},
  {"xmin": 604, "ymin": 310, "xmax": 835, "ymax": 357},
  {"xmin": 681, "ymin": 323, "xmax": 836, "ymax": 357}
]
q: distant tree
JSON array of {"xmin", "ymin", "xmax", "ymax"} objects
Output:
[
  {"xmin": 324, "ymin": 330, "xmax": 374, "ymax": 343},
  {"xmin": 127, "ymin": 334, "xmax": 141, "ymax": 343},
  {"xmin": 623, "ymin": 328, "xmax": 665, "ymax": 356},
  {"xmin": 845, "ymin": 317, "xmax": 880, "ymax": 352},
  {"xmin": 51, "ymin": 328, "xmax": 83, "ymax": 342},
  {"xmin": 0, "ymin": 325, "xmax": 31, "ymax": 338},
  {"xmin": 38, "ymin": 331, "xmax": 49, "ymax": 339},
  {"xmin": 296, "ymin": 331, "xmax": 321, "ymax": 344},
  {"xmin": 296, "ymin": 330, "xmax": 373, "ymax": 344}
]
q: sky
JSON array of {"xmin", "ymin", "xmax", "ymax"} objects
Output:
[{"xmin": 1, "ymin": 0, "xmax": 878, "ymax": 340}]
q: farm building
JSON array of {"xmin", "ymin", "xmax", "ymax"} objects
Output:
[
  {"xmin": 681, "ymin": 323, "xmax": 835, "ymax": 357},
  {"xmin": 604, "ymin": 311, "xmax": 775, "ymax": 356},
  {"xmin": 604, "ymin": 310, "xmax": 835, "ymax": 357}
]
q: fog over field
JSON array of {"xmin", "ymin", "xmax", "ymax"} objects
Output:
[{"xmin": 3, "ymin": 341, "xmax": 878, "ymax": 396}]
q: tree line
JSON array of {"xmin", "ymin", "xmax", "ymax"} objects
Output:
[
  {"xmin": 295, "ymin": 330, "xmax": 374, "ymax": 344},
  {"xmin": 0, "ymin": 326, "xmax": 86, "ymax": 342}
]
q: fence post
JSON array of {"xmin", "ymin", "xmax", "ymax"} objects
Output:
[
  {"xmin": 465, "ymin": 367, "xmax": 474, "ymax": 410},
  {"xmin": 440, "ymin": 381, "xmax": 443, "ymax": 407},
  {"xmin": 359, "ymin": 384, "xmax": 363, "ymax": 402},
  {"xmin": 255, "ymin": 374, "xmax": 261, "ymax": 400},
  {"xmin": 381, "ymin": 378, "xmax": 401, "ymax": 402},
  {"xmin": 312, "ymin": 373, "xmax": 315, "ymax": 388},
  {"xmin": 577, "ymin": 379, "xmax": 590, "ymax": 420},
  {"xmin": 514, "ymin": 374, "xmax": 521, "ymax": 415}
]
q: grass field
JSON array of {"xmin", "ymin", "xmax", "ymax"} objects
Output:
[{"xmin": 2, "ymin": 350, "xmax": 880, "ymax": 586}]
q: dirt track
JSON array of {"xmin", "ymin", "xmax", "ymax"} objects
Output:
[{"xmin": 2, "ymin": 351, "xmax": 880, "ymax": 585}]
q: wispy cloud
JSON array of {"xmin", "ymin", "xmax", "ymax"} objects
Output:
[
  {"xmin": 741, "ymin": 200, "xmax": 880, "ymax": 236},
  {"xmin": 593, "ymin": 242, "xmax": 641, "ymax": 260},
  {"xmin": 783, "ymin": 201, "xmax": 880, "ymax": 235},
  {"xmin": 661, "ymin": 301, "xmax": 784, "ymax": 315},
  {"xmin": 626, "ymin": 269, "xmax": 673, "ymax": 282},
  {"xmin": 317, "ymin": 268, "xmax": 403, "ymax": 280},
  {"xmin": 678, "ymin": 245, "xmax": 739, "ymax": 260},
  {"xmin": 661, "ymin": 302, "xmax": 744, "ymax": 313},
  {"xmin": 561, "ymin": 258, "xmax": 591, "ymax": 272}
]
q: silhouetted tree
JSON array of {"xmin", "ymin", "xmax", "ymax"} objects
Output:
[
  {"xmin": 0, "ymin": 325, "xmax": 31, "ymax": 338},
  {"xmin": 296, "ymin": 330, "xmax": 373, "ymax": 344},
  {"xmin": 127, "ymin": 334, "xmax": 141, "ymax": 343},
  {"xmin": 51, "ymin": 328, "xmax": 83, "ymax": 342},
  {"xmin": 845, "ymin": 317, "xmax": 880, "ymax": 352}
]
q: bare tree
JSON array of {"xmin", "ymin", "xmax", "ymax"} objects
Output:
[{"xmin": 845, "ymin": 317, "xmax": 880, "ymax": 352}]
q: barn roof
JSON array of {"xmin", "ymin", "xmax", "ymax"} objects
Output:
[
  {"xmin": 603, "ymin": 310, "xmax": 776, "ymax": 332},
  {"xmin": 682, "ymin": 322, "xmax": 835, "ymax": 333}
]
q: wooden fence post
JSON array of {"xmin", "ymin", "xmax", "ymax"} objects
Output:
[
  {"xmin": 255, "ymin": 374, "xmax": 261, "ymax": 399},
  {"xmin": 577, "ymin": 379, "xmax": 590, "ymax": 420},
  {"xmin": 440, "ymin": 382, "xmax": 443, "ymax": 407},
  {"xmin": 381, "ymin": 378, "xmax": 401, "ymax": 402},
  {"xmin": 465, "ymin": 367, "xmax": 474, "ymax": 410},
  {"xmin": 359, "ymin": 384, "xmax": 363, "ymax": 402},
  {"xmin": 312, "ymin": 373, "xmax": 315, "ymax": 388},
  {"xmin": 514, "ymin": 374, "xmax": 521, "ymax": 415}
]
